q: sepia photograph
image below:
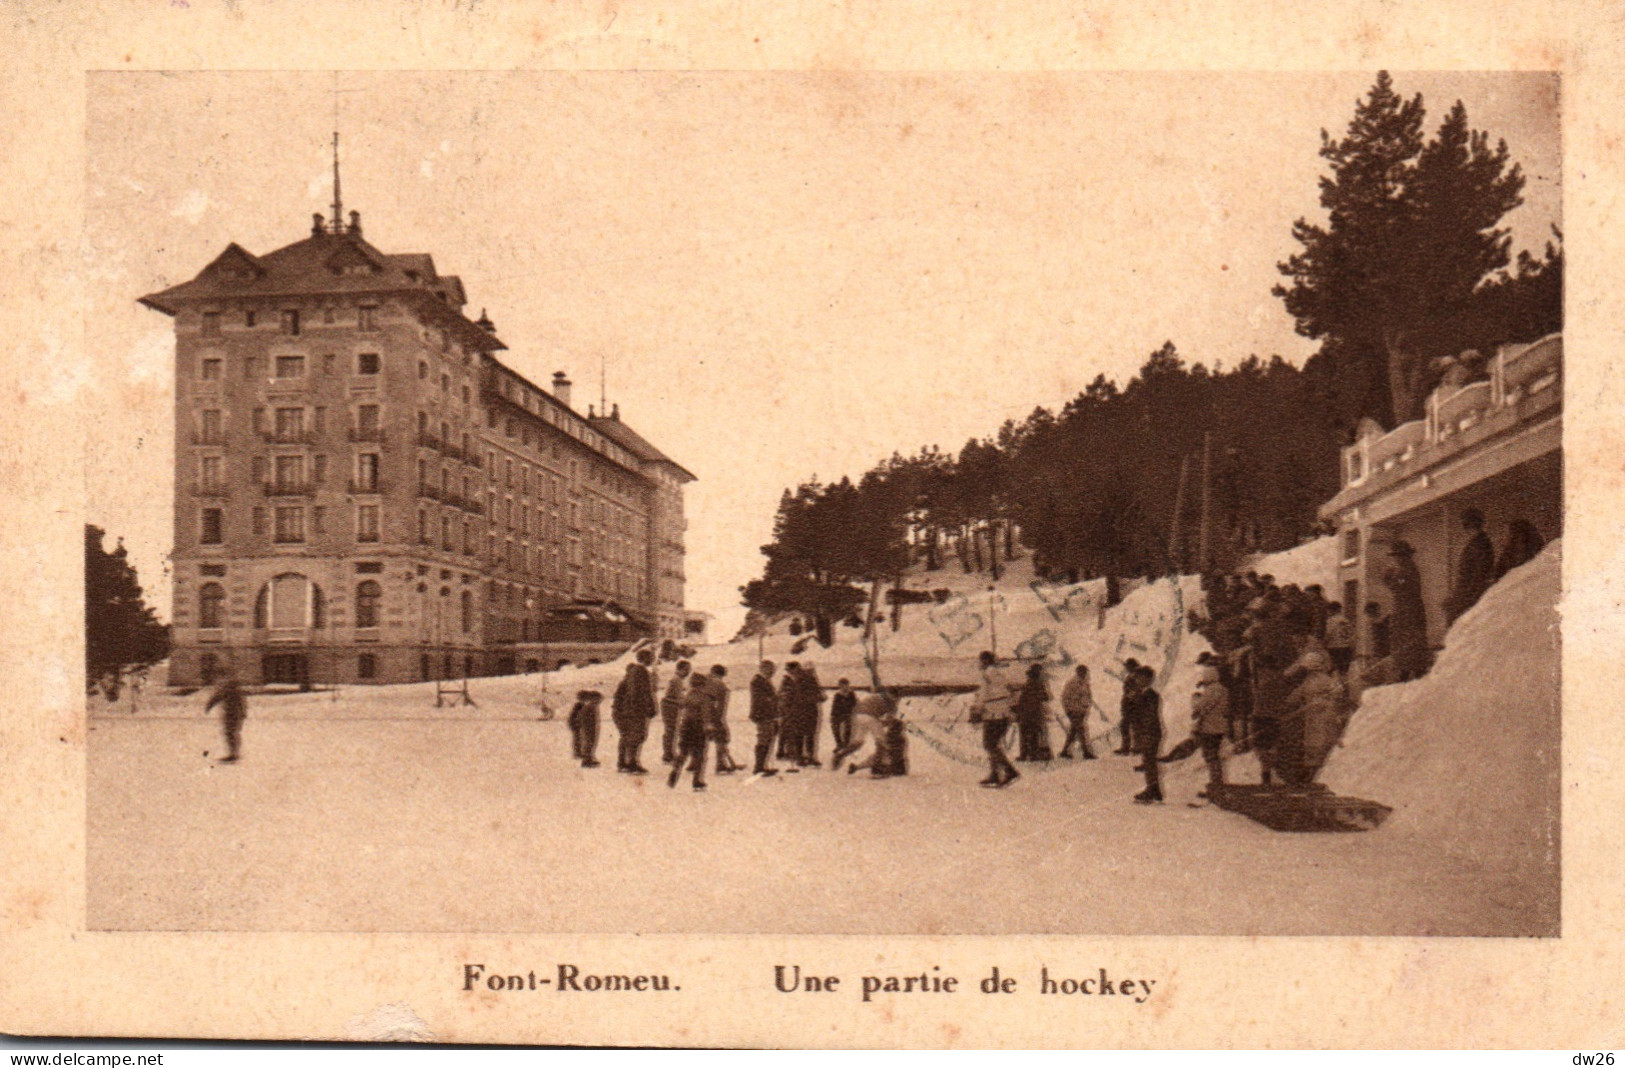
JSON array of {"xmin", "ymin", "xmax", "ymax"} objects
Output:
[{"xmin": 78, "ymin": 69, "xmax": 1564, "ymax": 944}]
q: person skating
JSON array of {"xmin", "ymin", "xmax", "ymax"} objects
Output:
[
  {"xmin": 1124, "ymin": 665, "xmax": 1164, "ymax": 803},
  {"xmin": 204, "ymin": 673, "xmax": 248, "ymax": 764},
  {"xmin": 829, "ymin": 678, "xmax": 857, "ymax": 753},
  {"xmin": 777, "ymin": 662, "xmax": 803, "ymax": 768},
  {"xmin": 748, "ymin": 659, "xmax": 781, "ymax": 776},
  {"xmin": 839, "ymin": 690, "xmax": 896, "ymax": 776},
  {"xmin": 659, "ymin": 659, "xmax": 692, "ymax": 765},
  {"xmin": 703, "ymin": 664, "xmax": 742, "ymax": 774},
  {"xmin": 1116, "ymin": 658, "xmax": 1142, "ymax": 756},
  {"xmin": 612, "ymin": 648, "xmax": 657, "ymax": 774},
  {"xmin": 973, "ymin": 650, "xmax": 1020, "ymax": 788},
  {"xmin": 799, "ymin": 663, "xmax": 826, "ymax": 766},
  {"xmin": 567, "ymin": 689, "xmax": 603, "ymax": 768},
  {"xmin": 668, "ymin": 671, "xmax": 711, "ymax": 791},
  {"xmin": 1189, "ymin": 663, "xmax": 1230, "ymax": 801},
  {"xmin": 1014, "ymin": 661, "xmax": 1054, "ymax": 762},
  {"xmin": 1058, "ymin": 663, "xmax": 1097, "ymax": 759}
]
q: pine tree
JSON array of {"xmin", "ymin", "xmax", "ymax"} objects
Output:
[
  {"xmin": 1274, "ymin": 72, "xmax": 1526, "ymax": 427},
  {"xmin": 85, "ymin": 525, "xmax": 170, "ymax": 696}
]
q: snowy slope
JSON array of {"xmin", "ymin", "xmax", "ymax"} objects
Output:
[{"xmin": 1322, "ymin": 540, "xmax": 1560, "ymax": 900}]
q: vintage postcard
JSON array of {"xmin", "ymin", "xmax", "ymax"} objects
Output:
[{"xmin": 4, "ymin": 0, "xmax": 1624, "ymax": 1049}]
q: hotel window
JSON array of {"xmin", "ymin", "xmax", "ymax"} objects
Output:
[
  {"xmin": 357, "ymin": 352, "xmax": 381, "ymax": 375},
  {"xmin": 252, "ymin": 507, "xmax": 267, "ymax": 535},
  {"xmin": 201, "ymin": 312, "xmax": 221, "ymax": 337},
  {"xmin": 274, "ymin": 407, "xmax": 304, "ymax": 441},
  {"xmin": 357, "ymin": 653, "xmax": 377, "ymax": 679},
  {"xmin": 442, "ymin": 514, "xmax": 453, "ymax": 552},
  {"xmin": 323, "ymin": 306, "xmax": 337, "ymax": 325},
  {"xmin": 355, "ymin": 581, "xmax": 382, "ymax": 628},
  {"xmin": 312, "ymin": 506, "xmax": 326, "ymax": 535},
  {"xmin": 356, "ymin": 404, "xmax": 380, "ymax": 438},
  {"xmin": 322, "ymin": 354, "xmax": 336, "ymax": 376},
  {"xmin": 198, "ymin": 583, "xmax": 226, "ymax": 629},
  {"xmin": 463, "ymin": 518, "xmax": 474, "ymax": 556},
  {"xmin": 200, "ymin": 358, "xmax": 223, "ymax": 381},
  {"xmin": 245, "ymin": 310, "xmax": 257, "ymax": 328},
  {"xmin": 313, "ymin": 408, "xmax": 326, "ymax": 436},
  {"xmin": 419, "ymin": 360, "xmax": 429, "ymax": 380},
  {"xmin": 274, "ymin": 455, "xmax": 305, "ymax": 491},
  {"xmin": 418, "ymin": 509, "xmax": 429, "ymax": 545},
  {"xmin": 280, "ymin": 309, "xmax": 300, "ymax": 336},
  {"xmin": 273, "ymin": 505, "xmax": 305, "ymax": 544},
  {"xmin": 1342, "ymin": 528, "xmax": 1361, "ymax": 565},
  {"xmin": 313, "ymin": 454, "xmax": 327, "ymax": 485},
  {"xmin": 358, "ymin": 305, "xmax": 378, "ymax": 332},
  {"xmin": 200, "ymin": 507, "xmax": 224, "ymax": 545},
  {"xmin": 417, "ymin": 411, "xmax": 428, "ymax": 436},
  {"xmin": 356, "ymin": 504, "xmax": 380, "ymax": 543},
  {"xmin": 441, "ymin": 373, "xmax": 450, "ymax": 396},
  {"xmin": 462, "ymin": 385, "xmax": 470, "ymax": 405},
  {"xmin": 461, "ymin": 590, "xmax": 472, "ymax": 633},
  {"xmin": 200, "ymin": 455, "xmax": 223, "ymax": 492},
  {"xmin": 418, "ymin": 458, "xmax": 428, "ymax": 490},
  {"xmin": 251, "ymin": 456, "xmax": 267, "ymax": 484},
  {"xmin": 356, "ymin": 453, "xmax": 379, "ymax": 492},
  {"xmin": 274, "ymin": 355, "xmax": 306, "ymax": 379}
]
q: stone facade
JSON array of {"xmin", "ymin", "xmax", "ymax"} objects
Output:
[{"xmin": 144, "ymin": 210, "xmax": 693, "ymax": 686}]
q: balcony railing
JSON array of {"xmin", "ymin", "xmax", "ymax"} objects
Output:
[
  {"xmin": 263, "ymin": 480, "xmax": 318, "ymax": 497},
  {"xmin": 347, "ymin": 427, "xmax": 387, "ymax": 443},
  {"xmin": 190, "ymin": 482, "xmax": 231, "ymax": 498},
  {"xmin": 191, "ymin": 432, "xmax": 228, "ymax": 446},
  {"xmin": 348, "ymin": 479, "xmax": 386, "ymax": 495},
  {"xmin": 260, "ymin": 430, "xmax": 318, "ymax": 446},
  {"xmin": 415, "ymin": 432, "xmax": 442, "ymax": 451},
  {"xmin": 419, "ymin": 483, "xmax": 443, "ymax": 502}
]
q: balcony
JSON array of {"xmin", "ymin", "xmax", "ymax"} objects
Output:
[
  {"xmin": 347, "ymin": 427, "xmax": 387, "ymax": 444},
  {"xmin": 190, "ymin": 482, "xmax": 231, "ymax": 498},
  {"xmin": 191, "ymin": 432, "xmax": 228, "ymax": 446},
  {"xmin": 415, "ymin": 432, "xmax": 442, "ymax": 451},
  {"xmin": 418, "ymin": 483, "xmax": 443, "ymax": 502},
  {"xmin": 263, "ymin": 481, "xmax": 318, "ymax": 498},
  {"xmin": 348, "ymin": 479, "xmax": 386, "ymax": 495},
  {"xmin": 441, "ymin": 442, "xmax": 464, "ymax": 463},
  {"xmin": 260, "ymin": 430, "xmax": 318, "ymax": 446}
]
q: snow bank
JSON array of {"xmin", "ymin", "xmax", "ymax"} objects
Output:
[
  {"xmin": 1322, "ymin": 540, "xmax": 1560, "ymax": 886},
  {"xmin": 1248, "ymin": 535, "xmax": 1339, "ymax": 593}
]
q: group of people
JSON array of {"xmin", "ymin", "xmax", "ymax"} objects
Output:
[{"xmin": 567, "ymin": 649, "xmax": 907, "ymax": 791}]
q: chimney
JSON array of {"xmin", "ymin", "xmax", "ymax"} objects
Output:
[
  {"xmin": 348, "ymin": 210, "xmax": 362, "ymax": 236},
  {"xmin": 552, "ymin": 371, "xmax": 572, "ymax": 409},
  {"xmin": 312, "ymin": 213, "xmax": 326, "ymax": 236},
  {"xmin": 611, "ymin": 403, "xmax": 620, "ymax": 420}
]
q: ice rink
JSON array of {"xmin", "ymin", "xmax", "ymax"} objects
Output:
[{"xmin": 87, "ymin": 696, "xmax": 1545, "ymax": 936}]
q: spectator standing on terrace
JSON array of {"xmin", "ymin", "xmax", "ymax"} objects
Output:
[
  {"xmin": 1496, "ymin": 518, "xmax": 1545, "ymax": 580},
  {"xmin": 1324, "ymin": 601, "xmax": 1356, "ymax": 677},
  {"xmin": 1383, "ymin": 540, "xmax": 1431, "ymax": 681},
  {"xmin": 1058, "ymin": 664, "xmax": 1097, "ymax": 760},
  {"xmin": 1445, "ymin": 508, "xmax": 1497, "ymax": 625}
]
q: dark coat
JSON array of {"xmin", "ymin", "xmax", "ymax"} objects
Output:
[
  {"xmin": 1447, "ymin": 530, "xmax": 1496, "ymax": 623},
  {"xmin": 749, "ymin": 674, "xmax": 780, "ymax": 724},
  {"xmin": 611, "ymin": 662, "xmax": 657, "ymax": 727}
]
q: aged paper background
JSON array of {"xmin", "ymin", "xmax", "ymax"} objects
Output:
[{"xmin": 3, "ymin": 0, "xmax": 1623, "ymax": 1047}]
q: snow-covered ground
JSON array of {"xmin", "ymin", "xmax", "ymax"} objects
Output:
[{"xmin": 87, "ymin": 539, "xmax": 1558, "ymax": 935}]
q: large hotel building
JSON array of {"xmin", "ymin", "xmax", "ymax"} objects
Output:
[{"xmin": 141, "ymin": 204, "xmax": 694, "ymax": 686}]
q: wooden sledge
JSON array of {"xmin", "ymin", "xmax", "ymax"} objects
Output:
[{"xmin": 1209, "ymin": 783, "xmax": 1392, "ymax": 833}]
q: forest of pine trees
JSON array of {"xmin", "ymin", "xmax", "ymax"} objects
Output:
[{"xmin": 741, "ymin": 73, "xmax": 1561, "ymax": 635}]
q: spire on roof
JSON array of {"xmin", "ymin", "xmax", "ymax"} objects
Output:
[{"xmin": 330, "ymin": 131, "xmax": 344, "ymax": 235}]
